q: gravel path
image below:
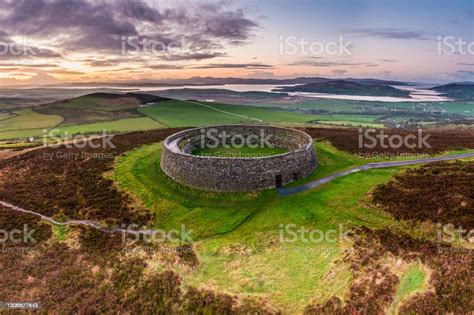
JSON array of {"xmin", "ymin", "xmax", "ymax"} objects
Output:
[
  {"xmin": 278, "ymin": 151, "xmax": 474, "ymax": 195},
  {"xmin": 0, "ymin": 200, "xmax": 157, "ymax": 235}
]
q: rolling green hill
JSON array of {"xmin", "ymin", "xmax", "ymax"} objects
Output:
[
  {"xmin": 139, "ymin": 100, "xmax": 318, "ymax": 127},
  {"xmin": 0, "ymin": 95, "xmax": 319, "ymax": 141},
  {"xmin": 274, "ymin": 80, "xmax": 410, "ymax": 97},
  {"xmin": 109, "ymin": 141, "xmax": 425, "ymax": 312},
  {"xmin": 431, "ymin": 83, "xmax": 474, "ymax": 100}
]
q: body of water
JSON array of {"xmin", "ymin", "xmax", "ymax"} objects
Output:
[{"xmin": 38, "ymin": 84, "xmax": 452, "ymax": 102}]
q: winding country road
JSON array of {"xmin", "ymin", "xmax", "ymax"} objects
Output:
[{"xmin": 277, "ymin": 151, "xmax": 474, "ymax": 196}]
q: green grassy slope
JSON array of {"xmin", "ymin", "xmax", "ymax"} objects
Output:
[
  {"xmin": 193, "ymin": 144, "xmax": 288, "ymax": 158},
  {"xmin": 0, "ymin": 109, "xmax": 63, "ymax": 132},
  {"xmin": 54, "ymin": 117, "xmax": 164, "ymax": 135},
  {"xmin": 0, "ymin": 112, "xmax": 15, "ymax": 121},
  {"xmin": 111, "ymin": 139, "xmax": 474, "ymax": 312},
  {"xmin": 139, "ymin": 100, "xmax": 318, "ymax": 127},
  {"xmin": 391, "ymin": 262, "xmax": 429, "ymax": 314},
  {"xmin": 35, "ymin": 95, "xmax": 142, "ymax": 126},
  {"xmin": 111, "ymin": 141, "xmax": 406, "ymax": 312},
  {"xmin": 0, "ymin": 117, "xmax": 164, "ymax": 140}
]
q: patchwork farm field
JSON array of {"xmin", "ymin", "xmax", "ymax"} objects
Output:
[
  {"xmin": 3, "ymin": 92, "xmax": 473, "ymax": 144},
  {"xmin": 139, "ymin": 100, "xmax": 319, "ymax": 127},
  {"xmin": 270, "ymin": 98, "xmax": 474, "ymax": 128},
  {"xmin": 0, "ymin": 112, "xmax": 14, "ymax": 120},
  {"xmin": 0, "ymin": 95, "xmax": 319, "ymax": 141},
  {"xmin": 0, "ymin": 117, "xmax": 164, "ymax": 140},
  {"xmin": 0, "ymin": 109, "xmax": 63, "ymax": 131},
  {"xmin": 310, "ymin": 114, "xmax": 384, "ymax": 128},
  {"xmin": 54, "ymin": 117, "xmax": 164, "ymax": 135},
  {"xmin": 283, "ymin": 99, "xmax": 474, "ymax": 117}
]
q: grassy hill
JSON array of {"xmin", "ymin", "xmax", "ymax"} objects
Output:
[
  {"xmin": 111, "ymin": 140, "xmax": 448, "ymax": 312},
  {"xmin": 34, "ymin": 92, "xmax": 170, "ymax": 126},
  {"xmin": 0, "ymin": 93, "xmax": 169, "ymax": 140},
  {"xmin": 431, "ymin": 83, "xmax": 474, "ymax": 100},
  {"xmin": 274, "ymin": 80, "xmax": 410, "ymax": 97}
]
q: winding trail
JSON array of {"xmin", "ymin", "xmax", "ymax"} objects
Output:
[
  {"xmin": 278, "ymin": 151, "xmax": 474, "ymax": 196},
  {"xmin": 0, "ymin": 200, "xmax": 157, "ymax": 236},
  {"xmin": 187, "ymin": 101, "xmax": 263, "ymax": 122}
]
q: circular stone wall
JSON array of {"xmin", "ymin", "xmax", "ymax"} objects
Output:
[{"xmin": 160, "ymin": 125, "xmax": 317, "ymax": 192}]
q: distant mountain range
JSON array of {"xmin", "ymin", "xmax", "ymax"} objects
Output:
[
  {"xmin": 273, "ymin": 80, "xmax": 411, "ymax": 97},
  {"xmin": 42, "ymin": 77, "xmax": 474, "ymax": 101},
  {"xmin": 431, "ymin": 83, "xmax": 474, "ymax": 100},
  {"xmin": 52, "ymin": 76, "xmax": 410, "ymax": 87},
  {"xmin": 154, "ymin": 88, "xmax": 288, "ymax": 100}
]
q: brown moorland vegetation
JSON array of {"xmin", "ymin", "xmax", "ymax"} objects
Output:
[
  {"xmin": 0, "ymin": 208, "xmax": 279, "ymax": 313},
  {"xmin": 372, "ymin": 161, "xmax": 474, "ymax": 231},
  {"xmin": 1, "ymin": 127, "xmax": 473, "ymax": 227},
  {"xmin": 0, "ymin": 128, "xmax": 186, "ymax": 225},
  {"xmin": 303, "ymin": 127, "xmax": 474, "ymax": 155},
  {"xmin": 305, "ymin": 227, "xmax": 473, "ymax": 314}
]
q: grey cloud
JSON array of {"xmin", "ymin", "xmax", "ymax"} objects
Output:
[
  {"xmin": 31, "ymin": 47, "xmax": 62, "ymax": 58},
  {"xmin": 147, "ymin": 64, "xmax": 185, "ymax": 70},
  {"xmin": 0, "ymin": 0, "xmax": 258, "ymax": 61},
  {"xmin": 85, "ymin": 59, "xmax": 124, "ymax": 67},
  {"xmin": 0, "ymin": 46, "xmax": 62, "ymax": 59},
  {"xmin": 247, "ymin": 71, "xmax": 275, "ymax": 78},
  {"xmin": 342, "ymin": 28, "xmax": 429, "ymax": 40},
  {"xmin": 332, "ymin": 69, "xmax": 347, "ymax": 75},
  {"xmin": 455, "ymin": 70, "xmax": 474, "ymax": 77},
  {"xmin": 46, "ymin": 69, "xmax": 84, "ymax": 75},
  {"xmin": 0, "ymin": 63, "xmax": 56, "ymax": 68},
  {"xmin": 467, "ymin": 9, "xmax": 474, "ymax": 19},
  {"xmin": 456, "ymin": 61, "xmax": 474, "ymax": 66},
  {"xmin": 84, "ymin": 51, "xmax": 224, "ymax": 68},
  {"xmin": 288, "ymin": 59, "xmax": 368, "ymax": 67},
  {"xmin": 191, "ymin": 63, "xmax": 274, "ymax": 69},
  {"xmin": 162, "ymin": 52, "xmax": 227, "ymax": 61},
  {"xmin": 197, "ymin": 3, "xmax": 258, "ymax": 40}
]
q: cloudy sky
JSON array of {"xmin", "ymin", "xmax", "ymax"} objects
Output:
[{"xmin": 0, "ymin": 0, "xmax": 473, "ymax": 85}]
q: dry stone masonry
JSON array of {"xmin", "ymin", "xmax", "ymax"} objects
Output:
[{"xmin": 160, "ymin": 125, "xmax": 317, "ymax": 192}]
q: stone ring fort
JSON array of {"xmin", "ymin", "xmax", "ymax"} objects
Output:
[{"xmin": 161, "ymin": 125, "xmax": 317, "ymax": 192}]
